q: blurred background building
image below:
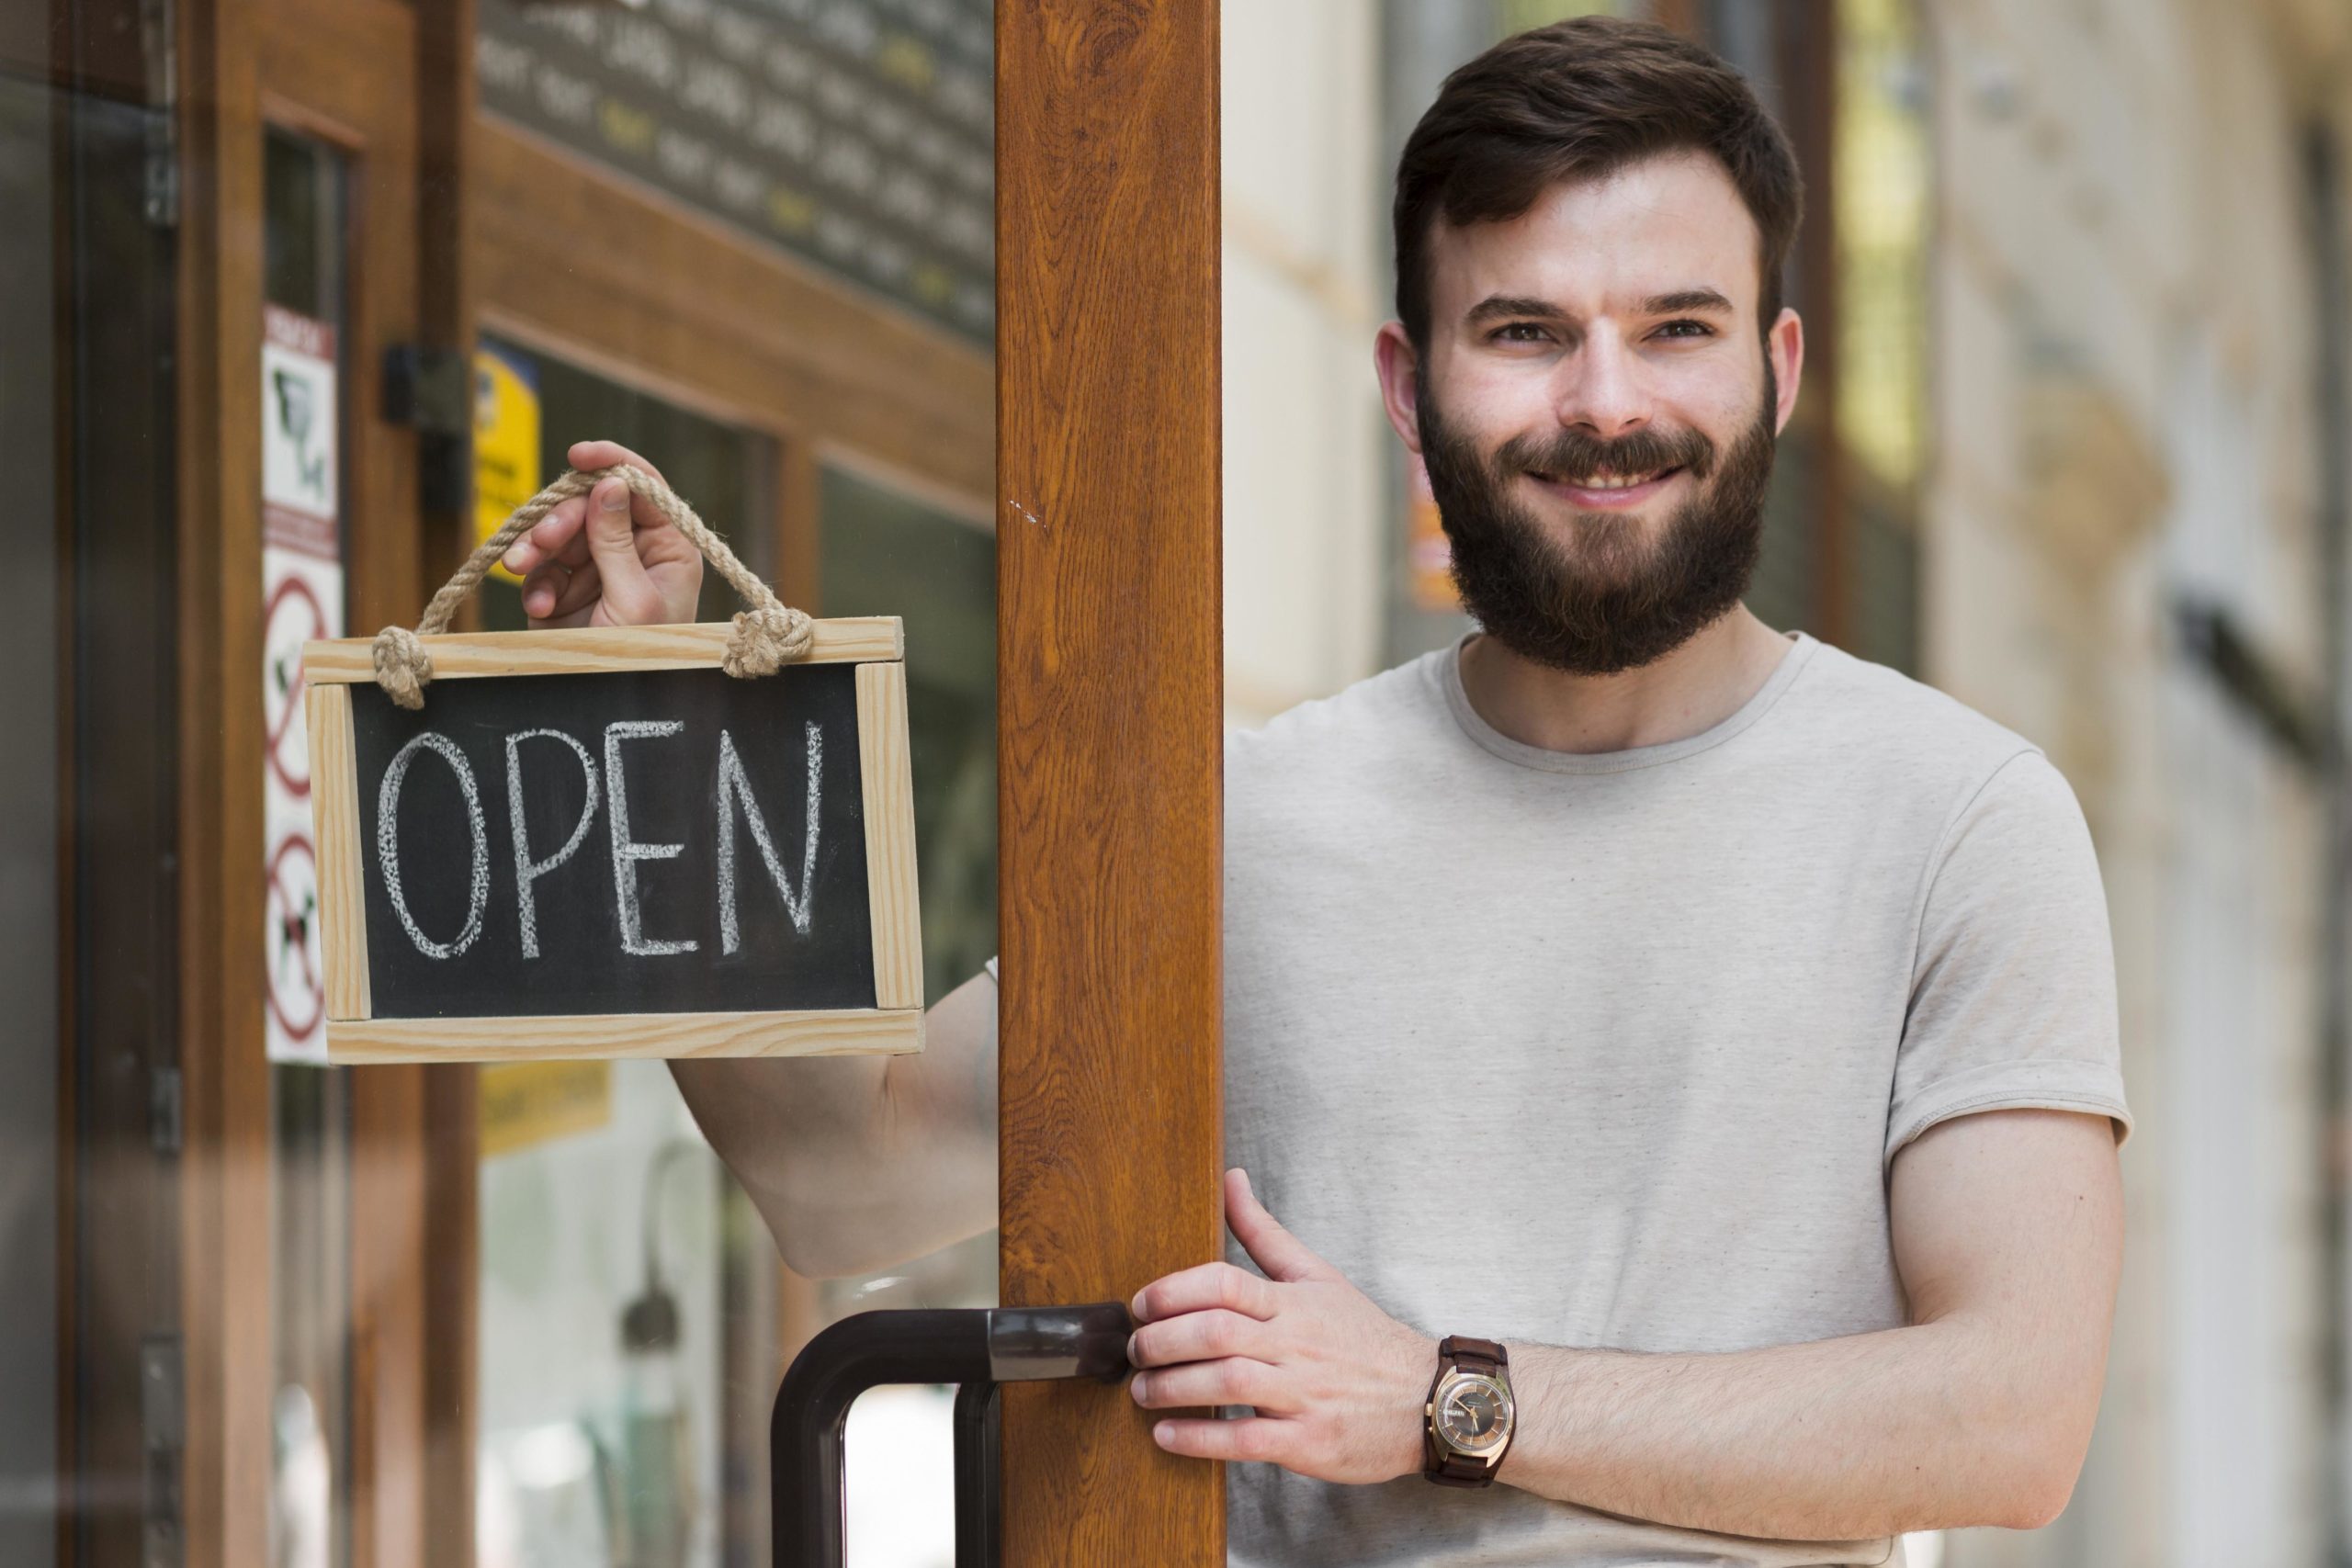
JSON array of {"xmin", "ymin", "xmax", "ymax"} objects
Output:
[{"xmin": 7, "ymin": 0, "xmax": 2352, "ymax": 1562}]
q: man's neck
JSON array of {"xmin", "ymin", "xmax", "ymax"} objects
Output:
[{"xmin": 1455, "ymin": 605, "xmax": 1794, "ymax": 755}]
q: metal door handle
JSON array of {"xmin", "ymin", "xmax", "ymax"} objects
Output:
[{"xmin": 771, "ymin": 1302, "xmax": 1132, "ymax": 1568}]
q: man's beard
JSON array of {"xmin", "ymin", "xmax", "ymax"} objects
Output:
[{"xmin": 1418, "ymin": 367, "xmax": 1779, "ymax": 676}]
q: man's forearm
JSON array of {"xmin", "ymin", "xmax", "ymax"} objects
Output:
[
  {"xmin": 1499, "ymin": 1317, "xmax": 2088, "ymax": 1539},
  {"xmin": 670, "ymin": 970, "xmax": 1000, "ymax": 1276}
]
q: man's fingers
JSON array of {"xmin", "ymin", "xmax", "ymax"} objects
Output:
[
  {"xmin": 568, "ymin": 438, "xmax": 664, "ymax": 485},
  {"xmin": 546, "ymin": 558, "xmax": 605, "ymax": 621},
  {"xmin": 1150, "ymin": 1416, "xmax": 1295, "ymax": 1466},
  {"xmin": 1129, "ymin": 1309, "xmax": 1270, "ymax": 1369},
  {"xmin": 504, "ymin": 497, "xmax": 588, "ymax": 575},
  {"xmin": 1224, "ymin": 1168, "xmax": 1331, "ymax": 1284},
  {"xmin": 520, "ymin": 560, "xmax": 566, "ymax": 621},
  {"xmin": 505, "ymin": 441, "xmax": 664, "ymax": 575},
  {"xmin": 520, "ymin": 558, "xmax": 601, "ymax": 626},
  {"xmin": 1130, "ymin": 1358, "xmax": 1288, "ymax": 1412},
  {"xmin": 580, "ymin": 474, "xmax": 666, "ymax": 624},
  {"xmin": 1131, "ymin": 1261, "xmax": 1278, "ymax": 1325}
]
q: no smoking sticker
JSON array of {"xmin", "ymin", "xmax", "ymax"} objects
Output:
[{"xmin": 263, "ymin": 306, "xmax": 345, "ymax": 1066}]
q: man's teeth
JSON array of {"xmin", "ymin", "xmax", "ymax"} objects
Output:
[{"xmin": 1560, "ymin": 469, "xmax": 1664, "ymax": 491}]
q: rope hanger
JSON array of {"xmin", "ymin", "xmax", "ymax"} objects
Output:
[{"xmin": 369, "ymin": 465, "xmax": 814, "ymax": 711}]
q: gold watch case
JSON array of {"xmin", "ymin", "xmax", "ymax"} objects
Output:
[{"xmin": 1426, "ymin": 1368, "xmax": 1515, "ymax": 1459}]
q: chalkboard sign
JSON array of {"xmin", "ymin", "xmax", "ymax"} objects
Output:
[{"xmin": 300, "ymin": 618, "xmax": 922, "ymax": 1062}]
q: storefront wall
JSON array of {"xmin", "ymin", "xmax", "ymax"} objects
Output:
[
  {"xmin": 23, "ymin": 0, "xmax": 1015, "ymax": 1562},
  {"xmin": 1924, "ymin": 1, "xmax": 2352, "ymax": 1563}
]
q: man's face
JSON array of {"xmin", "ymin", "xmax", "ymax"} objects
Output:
[{"xmin": 1375, "ymin": 152, "xmax": 1804, "ymax": 674}]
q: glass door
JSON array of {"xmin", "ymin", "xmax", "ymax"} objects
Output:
[{"xmin": 459, "ymin": 4, "xmax": 999, "ymax": 1561}]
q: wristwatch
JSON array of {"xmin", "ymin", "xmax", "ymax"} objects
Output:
[{"xmin": 1422, "ymin": 1336, "xmax": 1514, "ymax": 1486}]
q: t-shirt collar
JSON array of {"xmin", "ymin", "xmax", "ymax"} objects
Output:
[{"xmin": 1435, "ymin": 628, "xmax": 1818, "ymax": 774}]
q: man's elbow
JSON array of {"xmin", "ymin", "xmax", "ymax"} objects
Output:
[
  {"xmin": 749, "ymin": 1185, "xmax": 895, "ymax": 1280},
  {"xmin": 1975, "ymin": 1404, "xmax": 2095, "ymax": 1530},
  {"xmin": 1985, "ymin": 1459, "xmax": 2078, "ymax": 1531}
]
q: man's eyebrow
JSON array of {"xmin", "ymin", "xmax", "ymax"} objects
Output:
[
  {"xmin": 1464, "ymin": 295, "xmax": 1570, "ymax": 326},
  {"xmin": 1642, "ymin": 288, "xmax": 1735, "ymax": 316}
]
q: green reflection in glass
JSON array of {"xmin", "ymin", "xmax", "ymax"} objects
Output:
[{"xmin": 818, "ymin": 464, "xmax": 997, "ymax": 1007}]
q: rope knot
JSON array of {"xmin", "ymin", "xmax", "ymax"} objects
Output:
[
  {"xmin": 373, "ymin": 625, "xmax": 434, "ymax": 711},
  {"xmin": 724, "ymin": 604, "xmax": 814, "ymax": 678}
]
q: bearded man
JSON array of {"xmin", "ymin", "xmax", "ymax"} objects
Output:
[{"xmin": 515, "ymin": 15, "xmax": 2130, "ymax": 1563}]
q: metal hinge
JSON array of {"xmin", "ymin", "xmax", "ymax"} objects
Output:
[
  {"xmin": 382, "ymin": 344, "xmax": 474, "ymax": 513},
  {"xmin": 149, "ymin": 1064, "xmax": 182, "ymax": 1156},
  {"xmin": 140, "ymin": 0, "xmax": 178, "ymax": 228},
  {"xmin": 2173, "ymin": 594, "xmax": 2335, "ymax": 773},
  {"xmin": 141, "ymin": 1336, "xmax": 184, "ymax": 1568}
]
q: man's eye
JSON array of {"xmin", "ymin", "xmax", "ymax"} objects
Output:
[
  {"xmin": 1492, "ymin": 322, "xmax": 1551, "ymax": 343},
  {"xmin": 1655, "ymin": 319, "xmax": 1714, "ymax": 340}
]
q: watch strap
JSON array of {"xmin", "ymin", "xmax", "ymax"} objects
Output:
[{"xmin": 1442, "ymin": 1336, "xmax": 1506, "ymax": 1375}]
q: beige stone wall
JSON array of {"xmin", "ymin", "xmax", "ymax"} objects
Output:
[
  {"xmin": 1928, "ymin": 0, "xmax": 2350, "ymax": 1561},
  {"xmin": 1220, "ymin": 0, "xmax": 1390, "ymax": 727}
]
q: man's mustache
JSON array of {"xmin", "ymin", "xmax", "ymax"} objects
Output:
[{"xmin": 1491, "ymin": 423, "xmax": 1719, "ymax": 484}]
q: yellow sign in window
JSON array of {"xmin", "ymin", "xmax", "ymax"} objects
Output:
[
  {"xmin": 480, "ymin": 1061, "xmax": 612, "ymax": 1158},
  {"xmin": 474, "ymin": 344, "xmax": 540, "ymax": 584}
]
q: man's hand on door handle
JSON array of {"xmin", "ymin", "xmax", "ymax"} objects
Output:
[{"xmin": 1126, "ymin": 1168, "xmax": 1435, "ymax": 1484}]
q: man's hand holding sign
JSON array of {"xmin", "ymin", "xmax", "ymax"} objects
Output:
[
  {"xmin": 298, "ymin": 439, "xmax": 925, "ymax": 1060},
  {"xmin": 499, "ymin": 440, "xmax": 705, "ymax": 627}
]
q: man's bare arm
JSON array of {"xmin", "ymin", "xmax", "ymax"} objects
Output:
[
  {"xmin": 1135, "ymin": 1109, "xmax": 2120, "ymax": 1539},
  {"xmin": 671, "ymin": 972, "xmax": 1000, "ymax": 1278},
  {"xmin": 1492, "ymin": 1109, "xmax": 2121, "ymax": 1536},
  {"xmin": 506, "ymin": 436, "xmax": 1001, "ymax": 1280}
]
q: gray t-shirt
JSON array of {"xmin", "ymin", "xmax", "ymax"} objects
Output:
[{"xmin": 1216, "ymin": 633, "xmax": 2130, "ymax": 1566}]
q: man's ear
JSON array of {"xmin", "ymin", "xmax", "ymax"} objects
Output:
[
  {"xmin": 1767, "ymin": 307, "xmax": 1805, "ymax": 436},
  {"xmin": 1374, "ymin": 321, "xmax": 1426, "ymax": 456}
]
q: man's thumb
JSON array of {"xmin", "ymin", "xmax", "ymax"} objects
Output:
[
  {"xmin": 1226, "ymin": 1168, "xmax": 1329, "ymax": 1284},
  {"xmin": 582, "ymin": 475, "xmax": 662, "ymax": 622}
]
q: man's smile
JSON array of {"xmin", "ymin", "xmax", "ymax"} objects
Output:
[{"xmin": 1525, "ymin": 464, "xmax": 1687, "ymax": 510}]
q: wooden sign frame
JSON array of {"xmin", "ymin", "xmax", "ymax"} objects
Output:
[{"xmin": 300, "ymin": 616, "xmax": 923, "ymax": 1062}]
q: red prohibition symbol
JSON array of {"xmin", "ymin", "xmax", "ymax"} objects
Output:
[
  {"xmin": 264, "ymin": 569, "xmax": 330, "ymax": 799},
  {"xmin": 265, "ymin": 830, "xmax": 324, "ymax": 1043}
]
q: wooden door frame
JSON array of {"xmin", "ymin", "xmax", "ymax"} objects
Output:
[
  {"xmin": 176, "ymin": 0, "xmax": 278, "ymax": 1559},
  {"xmin": 175, "ymin": 0, "xmax": 459, "ymax": 1562},
  {"xmin": 996, "ymin": 2, "xmax": 1227, "ymax": 1561}
]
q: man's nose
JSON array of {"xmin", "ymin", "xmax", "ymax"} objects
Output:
[{"xmin": 1552, "ymin": 330, "xmax": 1652, "ymax": 438}]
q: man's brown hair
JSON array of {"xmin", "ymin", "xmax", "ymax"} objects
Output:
[{"xmin": 1393, "ymin": 15, "xmax": 1804, "ymax": 347}]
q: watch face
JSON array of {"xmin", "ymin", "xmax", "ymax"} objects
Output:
[{"xmin": 1436, "ymin": 1373, "xmax": 1513, "ymax": 1455}]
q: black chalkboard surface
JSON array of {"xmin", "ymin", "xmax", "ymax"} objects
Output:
[
  {"xmin": 301, "ymin": 618, "xmax": 922, "ymax": 1061},
  {"xmin": 353, "ymin": 661, "xmax": 875, "ymax": 1016}
]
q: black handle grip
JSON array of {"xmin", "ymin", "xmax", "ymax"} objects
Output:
[{"xmin": 771, "ymin": 1303, "xmax": 1132, "ymax": 1568}]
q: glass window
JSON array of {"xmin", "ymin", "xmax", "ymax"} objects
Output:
[
  {"xmin": 0, "ymin": 39, "xmax": 65, "ymax": 1568},
  {"xmin": 263, "ymin": 124, "xmax": 356, "ymax": 1568},
  {"xmin": 818, "ymin": 464, "xmax": 997, "ymax": 1003},
  {"xmin": 25, "ymin": 0, "xmax": 1001, "ymax": 1557}
]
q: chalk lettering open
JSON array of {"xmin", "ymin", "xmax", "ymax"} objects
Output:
[{"xmin": 373, "ymin": 720, "xmax": 824, "ymax": 964}]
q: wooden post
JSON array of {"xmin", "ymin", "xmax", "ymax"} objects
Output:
[{"xmin": 995, "ymin": 0, "xmax": 1226, "ymax": 1562}]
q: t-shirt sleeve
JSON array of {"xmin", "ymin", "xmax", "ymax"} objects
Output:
[{"xmin": 1887, "ymin": 749, "xmax": 2132, "ymax": 1166}]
